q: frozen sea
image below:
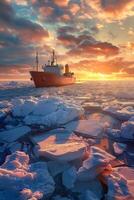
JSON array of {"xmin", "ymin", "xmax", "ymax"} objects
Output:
[
  {"xmin": 0, "ymin": 80, "xmax": 134, "ymax": 102},
  {"xmin": 0, "ymin": 80, "xmax": 134, "ymax": 200}
]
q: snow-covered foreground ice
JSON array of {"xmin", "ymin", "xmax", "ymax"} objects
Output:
[
  {"xmin": 0, "ymin": 80, "xmax": 134, "ymax": 200},
  {"xmin": 0, "ymin": 151, "xmax": 55, "ymax": 200}
]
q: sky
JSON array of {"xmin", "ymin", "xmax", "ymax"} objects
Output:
[{"xmin": 0, "ymin": 0, "xmax": 134, "ymax": 80}]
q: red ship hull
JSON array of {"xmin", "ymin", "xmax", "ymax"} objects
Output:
[{"xmin": 30, "ymin": 71, "xmax": 76, "ymax": 88}]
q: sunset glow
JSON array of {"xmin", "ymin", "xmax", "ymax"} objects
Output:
[{"xmin": 0, "ymin": 0, "xmax": 134, "ymax": 80}]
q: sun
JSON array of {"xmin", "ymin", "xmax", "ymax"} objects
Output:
[{"xmin": 75, "ymin": 70, "xmax": 119, "ymax": 81}]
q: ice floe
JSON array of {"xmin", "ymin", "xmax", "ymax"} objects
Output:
[
  {"xmin": 12, "ymin": 98, "xmax": 37, "ymax": 117},
  {"xmin": 32, "ymin": 98, "xmax": 59, "ymax": 116},
  {"xmin": 10, "ymin": 97, "xmax": 83, "ymax": 127},
  {"xmin": 0, "ymin": 108, "xmax": 10, "ymax": 123},
  {"xmin": 108, "ymin": 121, "xmax": 134, "ymax": 140},
  {"xmin": 47, "ymin": 161, "xmax": 71, "ymax": 177},
  {"xmin": 87, "ymin": 113, "xmax": 120, "ymax": 129},
  {"xmin": 83, "ymin": 102, "xmax": 102, "ymax": 112},
  {"xmin": 62, "ymin": 166, "xmax": 77, "ymax": 189},
  {"xmin": 121, "ymin": 121, "xmax": 134, "ymax": 139},
  {"xmin": 104, "ymin": 167, "xmax": 134, "ymax": 199},
  {"xmin": 77, "ymin": 146, "xmax": 115, "ymax": 181},
  {"xmin": 53, "ymin": 196, "xmax": 71, "ymax": 200},
  {"xmin": 103, "ymin": 105, "xmax": 134, "ymax": 121},
  {"xmin": 0, "ymin": 126, "xmax": 31, "ymax": 143},
  {"xmin": 24, "ymin": 106, "xmax": 82, "ymax": 126},
  {"xmin": 113, "ymin": 142, "xmax": 126, "ymax": 155},
  {"xmin": 0, "ymin": 151, "xmax": 55, "ymax": 200},
  {"xmin": 0, "ymin": 80, "xmax": 134, "ymax": 200},
  {"xmin": 79, "ymin": 190, "xmax": 100, "ymax": 200},
  {"xmin": 74, "ymin": 119, "xmax": 104, "ymax": 139},
  {"xmin": 73, "ymin": 179, "xmax": 103, "ymax": 199},
  {"xmin": 34, "ymin": 132, "xmax": 87, "ymax": 162}
]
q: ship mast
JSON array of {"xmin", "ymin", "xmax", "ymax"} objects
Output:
[
  {"xmin": 51, "ymin": 49, "xmax": 55, "ymax": 66},
  {"xmin": 36, "ymin": 51, "xmax": 39, "ymax": 71}
]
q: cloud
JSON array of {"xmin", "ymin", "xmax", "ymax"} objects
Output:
[
  {"xmin": 0, "ymin": 32, "xmax": 21, "ymax": 47},
  {"xmin": 128, "ymin": 30, "xmax": 134, "ymax": 35},
  {"xmin": 71, "ymin": 57, "xmax": 134, "ymax": 75},
  {"xmin": 96, "ymin": 23, "xmax": 104, "ymax": 29},
  {"xmin": 122, "ymin": 65, "xmax": 134, "ymax": 74},
  {"xmin": 0, "ymin": 0, "xmax": 14, "ymax": 26},
  {"xmin": 0, "ymin": 0, "xmax": 133, "ymax": 80},
  {"xmin": 14, "ymin": 18, "xmax": 49, "ymax": 43},
  {"xmin": 1, "ymin": 56, "xmax": 133, "ymax": 80},
  {"xmin": 58, "ymin": 14, "xmax": 71, "ymax": 22},
  {"xmin": 39, "ymin": 6, "xmax": 54, "ymax": 17},
  {"xmin": 0, "ymin": 64, "xmax": 31, "ymax": 80},
  {"xmin": 57, "ymin": 33, "xmax": 78, "ymax": 48},
  {"xmin": 57, "ymin": 26, "xmax": 97, "ymax": 47},
  {"xmin": 69, "ymin": 3, "xmax": 80, "ymax": 15},
  {"xmin": 0, "ymin": 44, "xmax": 34, "ymax": 65},
  {"xmin": 31, "ymin": 0, "xmax": 82, "ymax": 24},
  {"xmin": 57, "ymin": 28, "xmax": 119, "ymax": 57},
  {"xmin": 53, "ymin": 0, "xmax": 69, "ymax": 7},
  {"xmin": 11, "ymin": 0, "xmax": 28, "ymax": 6},
  {"xmin": 84, "ymin": 0, "xmax": 134, "ymax": 21},
  {"xmin": 0, "ymin": 0, "xmax": 50, "ymax": 67},
  {"xmin": 0, "ymin": 0, "xmax": 49, "ymax": 43}
]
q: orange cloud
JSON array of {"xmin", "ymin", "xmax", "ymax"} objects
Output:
[
  {"xmin": 6, "ymin": 0, "xmax": 28, "ymax": 5},
  {"xmin": 53, "ymin": 0, "xmax": 69, "ymax": 7},
  {"xmin": 39, "ymin": 6, "xmax": 54, "ymax": 17},
  {"xmin": 71, "ymin": 57, "xmax": 134, "ymax": 75},
  {"xmin": 69, "ymin": 3, "xmax": 80, "ymax": 15},
  {"xmin": 18, "ymin": 27, "xmax": 49, "ymax": 43},
  {"xmin": 84, "ymin": 0, "xmax": 134, "ymax": 21},
  {"xmin": 68, "ymin": 40, "xmax": 119, "ymax": 57},
  {"xmin": 0, "ymin": 64, "xmax": 31, "ymax": 80},
  {"xmin": 58, "ymin": 14, "xmax": 71, "ymax": 22}
]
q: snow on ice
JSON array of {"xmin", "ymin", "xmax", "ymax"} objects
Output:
[
  {"xmin": 77, "ymin": 146, "xmax": 115, "ymax": 181},
  {"xmin": 103, "ymin": 105, "xmax": 134, "ymax": 121},
  {"xmin": 74, "ymin": 119, "xmax": 104, "ymax": 138},
  {"xmin": 34, "ymin": 132, "xmax": 87, "ymax": 162},
  {"xmin": 104, "ymin": 167, "xmax": 134, "ymax": 199},
  {"xmin": 0, "ymin": 80, "xmax": 134, "ymax": 200},
  {"xmin": 0, "ymin": 151, "xmax": 55, "ymax": 200},
  {"xmin": 113, "ymin": 142, "xmax": 126, "ymax": 155},
  {"xmin": 10, "ymin": 97, "xmax": 83, "ymax": 127},
  {"xmin": 108, "ymin": 120, "xmax": 134, "ymax": 140}
]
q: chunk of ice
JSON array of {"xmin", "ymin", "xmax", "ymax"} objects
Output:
[{"xmin": 0, "ymin": 126, "xmax": 31, "ymax": 143}]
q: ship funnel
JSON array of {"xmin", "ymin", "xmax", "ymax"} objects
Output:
[{"xmin": 65, "ymin": 64, "xmax": 69, "ymax": 73}]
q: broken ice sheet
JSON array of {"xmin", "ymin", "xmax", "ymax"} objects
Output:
[
  {"xmin": 0, "ymin": 151, "xmax": 55, "ymax": 200},
  {"xmin": 0, "ymin": 126, "xmax": 31, "ymax": 143},
  {"xmin": 77, "ymin": 146, "xmax": 115, "ymax": 181}
]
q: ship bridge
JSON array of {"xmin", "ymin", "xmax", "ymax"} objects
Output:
[{"xmin": 43, "ymin": 50, "xmax": 64, "ymax": 75}]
